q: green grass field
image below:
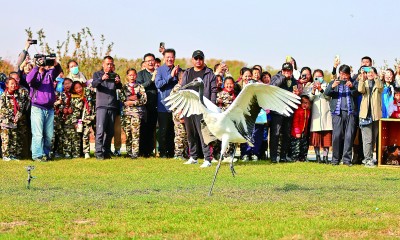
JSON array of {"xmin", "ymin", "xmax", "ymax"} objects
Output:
[{"xmin": 1, "ymin": 157, "xmax": 399, "ymax": 239}]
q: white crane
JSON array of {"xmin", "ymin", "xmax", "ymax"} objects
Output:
[{"xmin": 165, "ymin": 78, "xmax": 300, "ymax": 195}]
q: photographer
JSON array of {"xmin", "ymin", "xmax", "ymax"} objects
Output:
[
  {"xmin": 269, "ymin": 62, "xmax": 299, "ymax": 163},
  {"xmin": 325, "ymin": 65, "xmax": 358, "ymax": 166},
  {"xmin": 16, "ymin": 39, "xmax": 36, "ymax": 90},
  {"xmin": 26, "ymin": 54, "xmax": 62, "ymax": 161},
  {"xmin": 92, "ymin": 56, "xmax": 122, "ymax": 160}
]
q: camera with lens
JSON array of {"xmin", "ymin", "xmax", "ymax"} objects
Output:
[
  {"xmin": 107, "ymin": 72, "xmax": 117, "ymax": 80},
  {"xmin": 34, "ymin": 53, "xmax": 56, "ymax": 67}
]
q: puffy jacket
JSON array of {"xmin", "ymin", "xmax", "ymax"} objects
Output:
[{"xmin": 27, "ymin": 64, "xmax": 62, "ymax": 110}]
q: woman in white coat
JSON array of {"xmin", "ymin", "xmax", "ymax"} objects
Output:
[{"xmin": 306, "ymin": 69, "xmax": 333, "ymax": 163}]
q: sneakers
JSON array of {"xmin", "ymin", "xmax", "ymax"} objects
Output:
[
  {"xmin": 84, "ymin": 153, "xmax": 90, "ymax": 159},
  {"xmin": 33, "ymin": 155, "xmax": 48, "ymax": 162},
  {"xmin": 183, "ymin": 157, "xmax": 198, "ymax": 164},
  {"xmin": 200, "ymin": 161, "xmax": 212, "ymax": 168},
  {"xmin": 211, "ymin": 158, "xmax": 219, "ymax": 163},
  {"xmin": 251, "ymin": 155, "xmax": 258, "ymax": 161},
  {"xmin": 2, "ymin": 156, "xmax": 12, "ymax": 161},
  {"xmin": 174, "ymin": 155, "xmax": 186, "ymax": 160},
  {"xmin": 113, "ymin": 150, "xmax": 121, "ymax": 157},
  {"xmin": 242, "ymin": 155, "xmax": 250, "ymax": 162},
  {"xmin": 222, "ymin": 156, "xmax": 238, "ymax": 163},
  {"xmin": 365, "ymin": 160, "xmax": 376, "ymax": 168}
]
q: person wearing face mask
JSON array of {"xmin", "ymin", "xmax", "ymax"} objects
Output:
[
  {"xmin": 66, "ymin": 60, "xmax": 87, "ymax": 83},
  {"xmin": 306, "ymin": 69, "xmax": 332, "ymax": 164},
  {"xmin": 269, "ymin": 62, "xmax": 299, "ymax": 163}
]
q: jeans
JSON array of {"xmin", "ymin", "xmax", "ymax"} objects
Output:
[{"xmin": 31, "ymin": 106, "xmax": 54, "ymax": 159}]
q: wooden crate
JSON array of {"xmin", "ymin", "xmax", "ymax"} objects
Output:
[{"xmin": 378, "ymin": 118, "xmax": 400, "ymax": 167}]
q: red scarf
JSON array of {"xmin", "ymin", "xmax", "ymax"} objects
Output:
[
  {"xmin": 129, "ymin": 83, "xmax": 135, "ymax": 95},
  {"xmin": 7, "ymin": 90, "xmax": 19, "ymax": 116},
  {"xmin": 83, "ymin": 97, "xmax": 90, "ymax": 115}
]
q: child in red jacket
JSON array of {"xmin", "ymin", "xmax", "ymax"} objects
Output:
[
  {"xmin": 390, "ymin": 87, "xmax": 400, "ymax": 118},
  {"xmin": 290, "ymin": 95, "xmax": 311, "ymax": 162}
]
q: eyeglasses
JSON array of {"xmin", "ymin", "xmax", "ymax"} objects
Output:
[{"xmin": 194, "ymin": 56, "xmax": 204, "ymax": 61}]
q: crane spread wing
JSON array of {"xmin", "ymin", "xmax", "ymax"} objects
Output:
[
  {"xmin": 165, "ymin": 89, "xmax": 221, "ymax": 117},
  {"xmin": 224, "ymin": 83, "xmax": 300, "ymax": 143}
]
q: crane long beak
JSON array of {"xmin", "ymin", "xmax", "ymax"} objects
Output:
[{"xmin": 181, "ymin": 78, "xmax": 202, "ymax": 90}]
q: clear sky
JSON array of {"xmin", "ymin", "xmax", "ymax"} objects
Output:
[{"xmin": 1, "ymin": 0, "xmax": 399, "ymax": 71}]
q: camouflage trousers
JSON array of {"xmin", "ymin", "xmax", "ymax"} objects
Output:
[
  {"xmin": 53, "ymin": 122, "xmax": 64, "ymax": 155},
  {"xmin": 174, "ymin": 122, "xmax": 188, "ymax": 157},
  {"xmin": 290, "ymin": 135, "xmax": 309, "ymax": 161},
  {"xmin": 1, "ymin": 127, "xmax": 21, "ymax": 158},
  {"xmin": 63, "ymin": 126, "xmax": 81, "ymax": 157},
  {"xmin": 82, "ymin": 123, "xmax": 95, "ymax": 154},
  {"xmin": 123, "ymin": 115, "xmax": 141, "ymax": 155}
]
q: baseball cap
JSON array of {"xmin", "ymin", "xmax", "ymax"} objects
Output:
[
  {"xmin": 192, "ymin": 50, "xmax": 204, "ymax": 59},
  {"xmin": 282, "ymin": 62, "xmax": 293, "ymax": 71}
]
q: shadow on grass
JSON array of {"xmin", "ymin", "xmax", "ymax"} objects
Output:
[
  {"xmin": 275, "ymin": 183, "xmax": 314, "ymax": 192},
  {"xmin": 382, "ymin": 177, "xmax": 400, "ymax": 181}
]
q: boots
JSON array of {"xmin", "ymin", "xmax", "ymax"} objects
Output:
[{"xmin": 316, "ymin": 155, "xmax": 321, "ymax": 163}]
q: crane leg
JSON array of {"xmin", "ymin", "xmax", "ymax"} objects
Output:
[
  {"xmin": 230, "ymin": 143, "xmax": 238, "ymax": 177},
  {"xmin": 208, "ymin": 154, "xmax": 223, "ymax": 196}
]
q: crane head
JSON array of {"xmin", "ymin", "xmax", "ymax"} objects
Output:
[{"xmin": 181, "ymin": 77, "xmax": 204, "ymax": 89}]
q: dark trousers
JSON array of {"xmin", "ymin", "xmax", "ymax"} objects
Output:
[
  {"xmin": 157, "ymin": 112, "xmax": 174, "ymax": 156},
  {"xmin": 290, "ymin": 135, "xmax": 309, "ymax": 161},
  {"xmin": 269, "ymin": 113, "xmax": 292, "ymax": 160},
  {"xmin": 139, "ymin": 108, "xmax": 158, "ymax": 156},
  {"xmin": 241, "ymin": 124, "xmax": 265, "ymax": 157},
  {"xmin": 184, "ymin": 114, "xmax": 211, "ymax": 161},
  {"xmin": 95, "ymin": 108, "xmax": 116, "ymax": 157},
  {"xmin": 332, "ymin": 111, "xmax": 355, "ymax": 164}
]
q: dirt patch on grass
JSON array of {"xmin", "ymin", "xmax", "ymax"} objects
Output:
[
  {"xmin": 323, "ymin": 228, "xmax": 400, "ymax": 239},
  {"xmin": 73, "ymin": 219, "xmax": 96, "ymax": 225},
  {"xmin": 0, "ymin": 221, "xmax": 28, "ymax": 231}
]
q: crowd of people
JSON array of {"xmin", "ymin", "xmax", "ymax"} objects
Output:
[{"xmin": 1, "ymin": 39, "xmax": 400, "ymax": 168}]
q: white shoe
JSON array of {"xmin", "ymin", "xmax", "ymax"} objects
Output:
[
  {"xmin": 200, "ymin": 161, "xmax": 211, "ymax": 168},
  {"xmin": 84, "ymin": 153, "xmax": 90, "ymax": 159},
  {"xmin": 183, "ymin": 157, "xmax": 198, "ymax": 164},
  {"xmin": 242, "ymin": 155, "xmax": 250, "ymax": 162},
  {"xmin": 222, "ymin": 156, "xmax": 231, "ymax": 163},
  {"xmin": 251, "ymin": 155, "xmax": 258, "ymax": 161},
  {"xmin": 2, "ymin": 157, "xmax": 11, "ymax": 161},
  {"xmin": 211, "ymin": 158, "xmax": 218, "ymax": 163}
]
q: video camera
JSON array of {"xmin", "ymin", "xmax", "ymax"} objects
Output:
[{"xmin": 34, "ymin": 53, "xmax": 56, "ymax": 67}]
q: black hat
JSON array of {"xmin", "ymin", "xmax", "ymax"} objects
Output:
[
  {"xmin": 282, "ymin": 62, "xmax": 293, "ymax": 71},
  {"xmin": 192, "ymin": 50, "xmax": 204, "ymax": 58}
]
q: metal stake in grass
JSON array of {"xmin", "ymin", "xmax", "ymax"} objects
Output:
[{"xmin": 26, "ymin": 166, "xmax": 36, "ymax": 189}]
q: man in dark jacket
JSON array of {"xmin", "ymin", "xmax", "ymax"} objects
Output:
[
  {"xmin": 136, "ymin": 53, "xmax": 158, "ymax": 157},
  {"xmin": 92, "ymin": 56, "xmax": 122, "ymax": 160},
  {"xmin": 181, "ymin": 50, "xmax": 218, "ymax": 168},
  {"xmin": 26, "ymin": 57, "xmax": 63, "ymax": 161},
  {"xmin": 269, "ymin": 62, "xmax": 299, "ymax": 163}
]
